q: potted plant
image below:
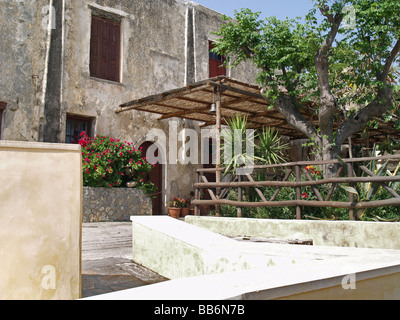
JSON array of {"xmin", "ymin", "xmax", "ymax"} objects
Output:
[
  {"xmin": 180, "ymin": 198, "xmax": 191, "ymax": 217},
  {"xmin": 168, "ymin": 197, "xmax": 181, "ymax": 218}
]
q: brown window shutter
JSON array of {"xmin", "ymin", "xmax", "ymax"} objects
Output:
[
  {"xmin": 90, "ymin": 16, "xmax": 120, "ymax": 82},
  {"xmin": 108, "ymin": 22, "xmax": 120, "ymax": 82},
  {"xmin": 90, "ymin": 17, "xmax": 101, "ymax": 78}
]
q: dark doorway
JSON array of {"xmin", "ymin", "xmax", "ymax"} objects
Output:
[{"xmin": 140, "ymin": 141, "xmax": 163, "ymax": 215}]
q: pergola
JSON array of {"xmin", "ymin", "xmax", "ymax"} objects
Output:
[
  {"xmin": 116, "ymin": 76, "xmax": 397, "ymax": 147},
  {"xmin": 116, "ymin": 76, "xmax": 399, "ymax": 216},
  {"xmin": 117, "ymin": 76, "xmax": 309, "ymax": 137}
]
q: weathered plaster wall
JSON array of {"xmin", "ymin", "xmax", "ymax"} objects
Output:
[
  {"xmin": 193, "ymin": 4, "xmax": 258, "ymax": 83},
  {"xmin": 0, "ymin": 141, "xmax": 82, "ymax": 300},
  {"xmin": 60, "ymin": 0, "xmax": 260, "ymax": 211},
  {"xmin": 0, "ymin": 0, "xmax": 260, "ymax": 213},
  {"xmin": 0, "ymin": 0, "xmax": 49, "ymax": 141}
]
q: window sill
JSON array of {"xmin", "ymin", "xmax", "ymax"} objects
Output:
[{"xmin": 89, "ymin": 76, "xmax": 125, "ymax": 87}]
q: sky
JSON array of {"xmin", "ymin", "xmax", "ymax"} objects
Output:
[{"xmin": 192, "ymin": 0, "xmax": 316, "ymax": 21}]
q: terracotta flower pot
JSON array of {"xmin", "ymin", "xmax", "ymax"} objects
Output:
[
  {"xmin": 168, "ymin": 207, "xmax": 181, "ymax": 218},
  {"xmin": 180, "ymin": 207, "xmax": 190, "ymax": 217}
]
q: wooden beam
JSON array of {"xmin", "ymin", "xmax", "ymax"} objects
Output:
[
  {"xmin": 208, "ymin": 80, "xmax": 269, "ymax": 101},
  {"xmin": 116, "ymin": 80, "xmax": 213, "ymax": 113},
  {"xmin": 194, "ymin": 175, "xmax": 400, "ymax": 189},
  {"xmin": 158, "ymin": 106, "xmax": 210, "ymax": 120},
  {"xmin": 192, "ymin": 197, "xmax": 400, "ymax": 209}
]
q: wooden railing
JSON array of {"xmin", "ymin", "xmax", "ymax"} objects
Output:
[{"xmin": 192, "ymin": 155, "xmax": 400, "ymax": 220}]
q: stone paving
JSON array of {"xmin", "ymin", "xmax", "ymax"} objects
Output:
[{"xmin": 81, "ymin": 222, "xmax": 167, "ymax": 298}]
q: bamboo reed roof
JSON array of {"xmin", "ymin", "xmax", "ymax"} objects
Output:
[{"xmin": 116, "ymin": 76, "xmax": 399, "ymax": 146}]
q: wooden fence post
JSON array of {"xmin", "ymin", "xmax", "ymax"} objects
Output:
[
  {"xmin": 194, "ymin": 170, "xmax": 200, "ymax": 216},
  {"xmin": 347, "ymin": 162, "xmax": 356, "ymax": 220},
  {"xmin": 295, "ymin": 165, "xmax": 302, "ymax": 219},
  {"xmin": 237, "ymin": 174, "xmax": 242, "ymax": 218}
]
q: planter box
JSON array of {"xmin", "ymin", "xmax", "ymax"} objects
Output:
[{"xmin": 83, "ymin": 187, "xmax": 152, "ymax": 222}]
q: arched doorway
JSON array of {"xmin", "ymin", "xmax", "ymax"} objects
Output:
[{"xmin": 140, "ymin": 141, "xmax": 163, "ymax": 215}]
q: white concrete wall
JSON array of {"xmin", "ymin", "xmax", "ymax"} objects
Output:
[
  {"xmin": 87, "ymin": 215, "xmax": 400, "ymax": 300},
  {"xmin": 185, "ymin": 216, "xmax": 400, "ymax": 250},
  {"xmin": 0, "ymin": 141, "xmax": 82, "ymax": 300}
]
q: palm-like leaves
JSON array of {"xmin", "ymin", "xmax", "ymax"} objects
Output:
[
  {"xmin": 221, "ymin": 114, "xmax": 288, "ymax": 174},
  {"xmin": 256, "ymin": 127, "xmax": 289, "ymax": 165}
]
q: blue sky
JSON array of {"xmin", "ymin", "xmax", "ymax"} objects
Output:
[{"xmin": 193, "ymin": 0, "xmax": 316, "ymax": 20}]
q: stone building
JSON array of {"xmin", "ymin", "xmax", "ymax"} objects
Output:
[{"xmin": 0, "ymin": 0, "xmax": 259, "ymax": 214}]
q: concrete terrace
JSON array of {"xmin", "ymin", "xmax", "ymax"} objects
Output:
[
  {"xmin": 81, "ymin": 222, "xmax": 167, "ymax": 298},
  {"xmin": 83, "ymin": 217, "xmax": 400, "ymax": 300}
]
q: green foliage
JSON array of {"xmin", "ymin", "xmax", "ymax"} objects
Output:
[
  {"xmin": 214, "ymin": 9, "xmax": 319, "ymax": 104},
  {"xmin": 79, "ymin": 132, "xmax": 157, "ymax": 195},
  {"xmin": 212, "ymin": 1, "xmax": 400, "ymax": 153},
  {"xmin": 221, "ymin": 114, "xmax": 289, "ymax": 174},
  {"xmin": 256, "ymin": 127, "xmax": 290, "ymax": 165},
  {"xmin": 222, "ymin": 114, "xmax": 258, "ymax": 174},
  {"xmin": 337, "ymin": 151, "xmax": 400, "ymax": 220}
]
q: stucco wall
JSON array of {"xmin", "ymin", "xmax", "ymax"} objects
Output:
[
  {"xmin": 185, "ymin": 216, "xmax": 400, "ymax": 250},
  {"xmin": 0, "ymin": 0, "xmax": 49, "ymax": 141},
  {"xmin": 0, "ymin": 141, "xmax": 82, "ymax": 300}
]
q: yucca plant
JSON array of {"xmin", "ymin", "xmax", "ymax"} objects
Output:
[
  {"xmin": 222, "ymin": 115, "xmax": 289, "ymax": 174},
  {"xmin": 256, "ymin": 127, "xmax": 289, "ymax": 165},
  {"xmin": 221, "ymin": 114, "xmax": 263, "ymax": 174}
]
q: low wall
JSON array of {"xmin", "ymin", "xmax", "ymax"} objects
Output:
[
  {"xmin": 185, "ymin": 216, "xmax": 400, "ymax": 250},
  {"xmin": 83, "ymin": 187, "xmax": 152, "ymax": 222},
  {"xmin": 86, "ymin": 216, "xmax": 400, "ymax": 300},
  {"xmin": 0, "ymin": 141, "xmax": 81, "ymax": 300}
]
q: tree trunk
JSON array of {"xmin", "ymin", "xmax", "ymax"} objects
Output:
[{"xmin": 313, "ymin": 135, "xmax": 339, "ymax": 178}]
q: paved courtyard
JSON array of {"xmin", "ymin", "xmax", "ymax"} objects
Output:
[{"xmin": 81, "ymin": 222, "xmax": 167, "ymax": 298}]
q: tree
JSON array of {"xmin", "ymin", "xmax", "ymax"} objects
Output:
[{"xmin": 213, "ymin": 0, "xmax": 400, "ymax": 176}]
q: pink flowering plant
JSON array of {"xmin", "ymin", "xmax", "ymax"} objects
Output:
[
  {"xmin": 79, "ymin": 132, "xmax": 157, "ymax": 195},
  {"xmin": 169, "ymin": 197, "xmax": 181, "ymax": 208},
  {"xmin": 179, "ymin": 198, "xmax": 190, "ymax": 208}
]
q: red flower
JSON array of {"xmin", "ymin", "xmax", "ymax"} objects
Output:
[{"xmin": 302, "ymin": 193, "xmax": 308, "ymax": 199}]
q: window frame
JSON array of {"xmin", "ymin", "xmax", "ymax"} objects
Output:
[
  {"xmin": 90, "ymin": 15, "xmax": 121, "ymax": 83},
  {"xmin": 209, "ymin": 41, "xmax": 227, "ymax": 78}
]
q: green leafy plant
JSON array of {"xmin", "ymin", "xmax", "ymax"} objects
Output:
[
  {"xmin": 169, "ymin": 197, "xmax": 181, "ymax": 208},
  {"xmin": 212, "ymin": 2, "xmax": 400, "ymax": 170},
  {"xmin": 79, "ymin": 132, "xmax": 157, "ymax": 195},
  {"xmin": 222, "ymin": 114, "xmax": 261, "ymax": 174},
  {"xmin": 179, "ymin": 198, "xmax": 191, "ymax": 208},
  {"xmin": 256, "ymin": 127, "xmax": 289, "ymax": 165},
  {"xmin": 221, "ymin": 114, "xmax": 288, "ymax": 174},
  {"xmin": 337, "ymin": 151, "xmax": 400, "ymax": 220}
]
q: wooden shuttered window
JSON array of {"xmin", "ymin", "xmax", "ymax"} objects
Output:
[
  {"xmin": 90, "ymin": 16, "xmax": 121, "ymax": 82},
  {"xmin": 209, "ymin": 41, "xmax": 226, "ymax": 78}
]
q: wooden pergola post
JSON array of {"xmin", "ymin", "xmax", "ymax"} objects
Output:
[{"xmin": 215, "ymin": 85, "xmax": 222, "ymax": 217}]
